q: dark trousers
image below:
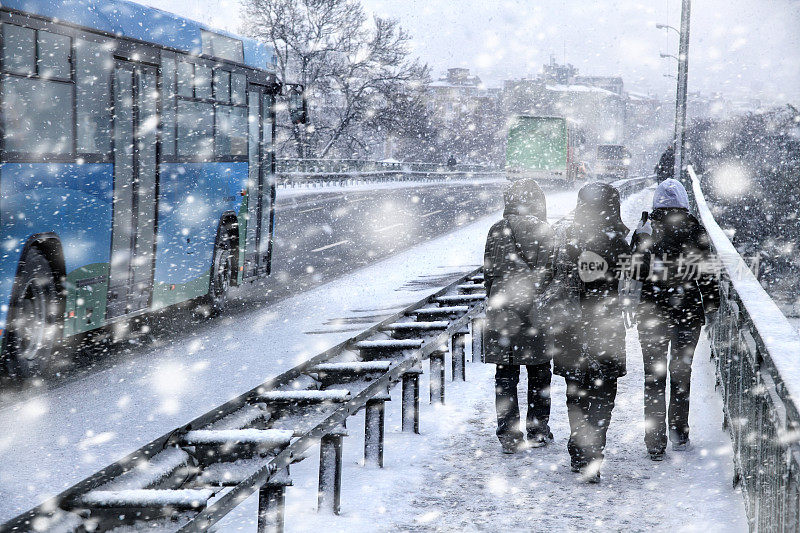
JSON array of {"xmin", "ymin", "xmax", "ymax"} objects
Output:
[
  {"xmin": 565, "ymin": 374, "xmax": 618, "ymax": 467},
  {"xmin": 637, "ymin": 304, "xmax": 703, "ymax": 452},
  {"xmin": 495, "ymin": 363, "xmax": 552, "ymax": 442}
]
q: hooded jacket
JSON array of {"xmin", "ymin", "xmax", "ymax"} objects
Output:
[
  {"xmin": 655, "ymin": 146, "xmax": 675, "ymax": 182},
  {"xmin": 632, "ymin": 179, "xmax": 719, "ymax": 320},
  {"xmin": 483, "ymin": 179, "xmax": 553, "ymax": 366},
  {"xmin": 546, "ymin": 183, "xmax": 631, "ymax": 379}
]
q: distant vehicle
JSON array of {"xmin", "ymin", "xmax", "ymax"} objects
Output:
[
  {"xmin": 596, "ymin": 144, "xmax": 632, "ymax": 180},
  {"xmin": 505, "ymin": 115, "xmax": 579, "ymax": 183},
  {"xmin": 577, "ymin": 161, "xmax": 593, "ymax": 181}
]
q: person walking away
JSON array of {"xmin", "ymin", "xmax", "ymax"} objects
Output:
[
  {"xmin": 655, "ymin": 144, "xmax": 675, "ymax": 182},
  {"xmin": 483, "ymin": 179, "xmax": 554, "ymax": 454},
  {"xmin": 631, "ymin": 178, "xmax": 719, "ymax": 460},
  {"xmin": 545, "ymin": 182, "xmax": 631, "ymax": 482}
]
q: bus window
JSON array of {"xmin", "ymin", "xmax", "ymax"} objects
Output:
[
  {"xmin": 229, "ymin": 106, "xmax": 247, "ymax": 156},
  {"xmin": 215, "ymin": 105, "xmax": 232, "ymax": 156},
  {"xmin": 177, "ymin": 100, "xmax": 214, "ymax": 158},
  {"xmin": 231, "ymin": 73, "xmax": 246, "ymax": 105},
  {"xmin": 161, "ymin": 57, "xmax": 177, "ymax": 156},
  {"xmin": 215, "ymin": 104, "xmax": 247, "ymax": 158},
  {"xmin": 2, "ymin": 78, "xmax": 74, "ymax": 156},
  {"xmin": 201, "ymin": 30, "xmax": 244, "ymax": 64},
  {"xmin": 76, "ymin": 39, "xmax": 112, "ymax": 155},
  {"xmin": 194, "ymin": 65, "xmax": 212, "ymax": 100},
  {"xmin": 2, "ymin": 24, "xmax": 35, "ymax": 76},
  {"xmin": 177, "ymin": 61, "xmax": 193, "ymax": 97},
  {"xmin": 36, "ymin": 30, "xmax": 71, "ymax": 80},
  {"xmin": 213, "ymin": 69, "xmax": 231, "ymax": 103}
]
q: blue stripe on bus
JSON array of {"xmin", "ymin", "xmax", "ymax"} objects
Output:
[
  {"xmin": 155, "ymin": 161, "xmax": 247, "ymax": 287},
  {"xmin": 0, "ymin": 0, "xmax": 275, "ymax": 71},
  {"xmin": 0, "ymin": 161, "xmax": 248, "ymax": 330},
  {"xmin": 0, "ymin": 162, "xmax": 115, "ymax": 329}
]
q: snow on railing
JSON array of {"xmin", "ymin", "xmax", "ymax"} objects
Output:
[{"xmin": 690, "ymin": 165, "xmax": 800, "ymax": 531}]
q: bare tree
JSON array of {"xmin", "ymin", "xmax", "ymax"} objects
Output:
[{"xmin": 242, "ymin": 0, "xmax": 428, "ymax": 159}]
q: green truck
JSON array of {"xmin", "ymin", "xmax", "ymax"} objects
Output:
[{"xmin": 505, "ymin": 115, "xmax": 578, "ymax": 183}]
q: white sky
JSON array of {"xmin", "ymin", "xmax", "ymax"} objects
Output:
[{"xmin": 144, "ymin": 0, "xmax": 800, "ymax": 103}]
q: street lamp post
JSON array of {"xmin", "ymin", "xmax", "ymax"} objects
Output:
[
  {"xmin": 655, "ymin": 23, "xmax": 681, "ymax": 36},
  {"xmin": 674, "ymin": 0, "xmax": 692, "ymax": 192}
]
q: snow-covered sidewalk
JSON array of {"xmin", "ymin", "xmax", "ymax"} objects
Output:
[{"xmin": 215, "ymin": 186, "xmax": 749, "ymax": 532}]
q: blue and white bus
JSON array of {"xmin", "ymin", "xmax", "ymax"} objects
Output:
[{"xmin": 0, "ymin": 0, "xmax": 286, "ymax": 377}]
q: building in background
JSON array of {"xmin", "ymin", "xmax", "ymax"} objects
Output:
[{"xmin": 427, "ymin": 68, "xmax": 485, "ymax": 125}]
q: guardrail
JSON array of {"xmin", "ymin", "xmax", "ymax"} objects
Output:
[
  {"xmin": 610, "ymin": 174, "xmax": 657, "ymax": 196},
  {"xmin": 274, "ymin": 159, "xmax": 503, "ymax": 189},
  {"xmin": 276, "ymin": 159, "xmax": 493, "ymax": 174},
  {"xmin": 2, "ymin": 272, "xmax": 489, "ymax": 533},
  {"xmin": 689, "ymin": 165, "xmax": 800, "ymax": 531}
]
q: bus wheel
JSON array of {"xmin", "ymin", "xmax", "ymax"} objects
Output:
[
  {"xmin": 200, "ymin": 230, "xmax": 234, "ymax": 318},
  {"xmin": 3, "ymin": 248, "xmax": 60, "ymax": 379}
]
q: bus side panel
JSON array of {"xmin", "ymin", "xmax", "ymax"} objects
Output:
[
  {"xmin": 152, "ymin": 161, "xmax": 248, "ymax": 309},
  {"xmin": 0, "ymin": 163, "xmax": 115, "ymax": 338}
]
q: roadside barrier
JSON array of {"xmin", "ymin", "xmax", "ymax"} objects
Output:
[{"xmin": 690, "ymin": 165, "xmax": 800, "ymax": 531}]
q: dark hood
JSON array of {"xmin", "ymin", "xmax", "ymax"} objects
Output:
[
  {"xmin": 574, "ymin": 182, "xmax": 628, "ymax": 238},
  {"xmin": 503, "ymin": 179, "xmax": 547, "ymax": 220}
]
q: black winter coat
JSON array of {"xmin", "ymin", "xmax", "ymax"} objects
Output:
[
  {"xmin": 483, "ymin": 198, "xmax": 553, "ymax": 366},
  {"xmin": 545, "ymin": 183, "xmax": 631, "ymax": 379},
  {"xmin": 631, "ymin": 207, "xmax": 719, "ymax": 322},
  {"xmin": 655, "ymin": 147, "xmax": 675, "ymax": 182}
]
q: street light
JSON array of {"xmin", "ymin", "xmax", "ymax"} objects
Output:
[
  {"xmin": 673, "ymin": 0, "xmax": 692, "ymax": 192},
  {"xmin": 655, "ymin": 23, "xmax": 680, "ymax": 36},
  {"xmin": 660, "ymin": 52, "xmax": 679, "ymax": 61},
  {"xmin": 663, "ymin": 74, "xmax": 676, "ymax": 79}
]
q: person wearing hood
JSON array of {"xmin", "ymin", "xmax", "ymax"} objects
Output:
[
  {"xmin": 483, "ymin": 179, "xmax": 554, "ymax": 454},
  {"xmin": 545, "ymin": 182, "xmax": 631, "ymax": 482},
  {"xmin": 631, "ymin": 178, "xmax": 719, "ymax": 460}
]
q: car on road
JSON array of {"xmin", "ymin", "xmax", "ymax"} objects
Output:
[{"xmin": 596, "ymin": 144, "xmax": 632, "ymax": 180}]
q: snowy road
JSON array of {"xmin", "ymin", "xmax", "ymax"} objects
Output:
[
  {"xmin": 0, "ymin": 182, "xmax": 579, "ymax": 522},
  {"xmin": 213, "ymin": 186, "xmax": 749, "ymax": 532}
]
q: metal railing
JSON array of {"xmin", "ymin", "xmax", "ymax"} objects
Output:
[
  {"xmin": 2, "ymin": 272, "xmax": 489, "ymax": 533},
  {"xmin": 276, "ymin": 158, "xmax": 493, "ymax": 174},
  {"xmin": 274, "ymin": 159, "xmax": 502, "ymax": 189},
  {"xmin": 690, "ymin": 165, "xmax": 800, "ymax": 532}
]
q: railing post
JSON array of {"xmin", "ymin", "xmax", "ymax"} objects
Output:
[
  {"xmin": 451, "ymin": 330, "xmax": 467, "ymax": 381},
  {"xmin": 471, "ymin": 315, "xmax": 485, "ymax": 363},
  {"xmin": 402, "ymin": 369, "xmax": 421, "ymax": 433},
  {"xmin": 318, "ymin": 427, "xmax": 347, "ymax": 514},
  {"xmin": 429, "ymin": 349, "xmax": 446, "ymax": 404},
  {"xmin": 257, "ymin": 469, "xmax": 292, "ymax": 533},
  {"xmin": 364, "ymin": 393, "xmax": 389, "ymax": 467}
]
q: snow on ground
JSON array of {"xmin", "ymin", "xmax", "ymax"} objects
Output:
[
  {"xmin": 213, "ymin": 185, "xmax": 748, "ymax": 533},
  {"xmin": 0, "ymin": 187, "xmax": 579, "ymax": 521}
]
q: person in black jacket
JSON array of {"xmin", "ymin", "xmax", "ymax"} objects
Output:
[
  {"xmin": 483, "ymin": 179, "xmax": 554, "ymax": 453},
  {"xmin": 631, "ymin": 178, "xmax": 719, "ymax": 460},
  {"xmin": 655, "ymin": 144, "xmax": 675, "ymax": 182},
  {"xmin": 545, "ymin": 182, "xmax": 631, "ymax": 482}
]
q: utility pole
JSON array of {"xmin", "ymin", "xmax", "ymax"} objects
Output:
[{"xmin": 673, "ymin": 0, "xmax": 692, "ymax": 191}]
